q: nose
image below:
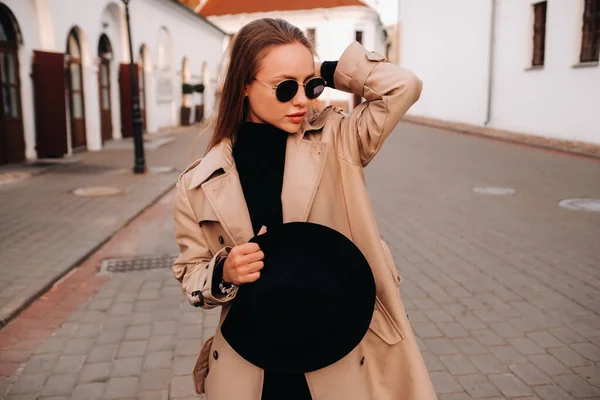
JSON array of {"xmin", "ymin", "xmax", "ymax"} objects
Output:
[{"xmin": 291, "ymin": 85, "xmax": 309, "ymax": 107}]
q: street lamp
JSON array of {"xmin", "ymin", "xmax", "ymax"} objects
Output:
[{"xmin": 121, "ymin": 0, "xmax": 146, "ymax": 174}]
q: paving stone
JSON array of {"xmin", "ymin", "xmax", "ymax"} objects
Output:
[
  {"xmin": 548, "ymin": 327, "xmax": 585, "ymax": 345},
  {"xmin": 138, "ymin": 390, "xmax": 169, "ymax": 400},
  {"xmin": 53, "ymin": 355, "xmax": 86, "ymax": 374},
  {"xmin": 111, "ymin": 357, "xmax": 143, "ymax": 377},
  {"xmin": 139, "ymin": 368, "xmax": 171, "ymax": 391},
  {"xmin": 509, "ymin": 363, "xmax": 552, "ymax": 386},
  {"xmin": 508, "ymin": 337, "xmax": 546, "ymax": 356},
  {"xmin": 79, "ymin": 362, "xmax": 112, "ymax": 383},
  {"xmin": 172, "ymin": 356, "xmax": 197, "ymax": 376},
  {"xmin": 22, "ymin": 354, "xmax": 58, "ymax": 374},
  {"xmin": 175, "ymin": 339, "xmax": 202, "ymax": 357},
  {"xmin": 125, "ymin": 325, "xmax": 152, "ymax": 341},
  {"xmin": 143, "ymin": 351, "xmax": 173, "ymax": 370},
  {"xmin": 469, "ymin": 354, "xmax": 508, "ymax": 374},
  {"xmin": 103, "ymin": 377, "xmax": 138, "ymax": 399},
  {"xmin": 439, "ymin": 354, "xmax": 478, "ymax": 375},
  {"xmin": 437, "ymin": 322, "xmax": 469, "ymax": 338},
  {"xmin": 527, "ymin": 331, "xmax": 565, "ymax": 348},
  {"xmin": 553, "ymin": 373, "xmax": 600, "ymax": 398},
  {"xmin": 176, "ymin": 325, "xmax": 204, "ymax": 340},
  {"xmin": 86, "ymin": 344, "xmax": 118, "ymax": 363},
  {"xmin": 96, "ymin": 328, "xmax": 126, "ymax": 345},
  {"xmin": 430, "ymin": 371, "xmax": 463, "ymax": 394},
  {"xmin": 489, "ymin": 373, "xmax": 533, "ymax": 398},
  {"xmin": 131, "ymin": 312, "xmax": 153, "ymax": 325},
  {"xmin": 70, "ymin": 382, "xmax": 106, "ymax": 400},
  {"xmin": 457, "ymin": 374, "xmax": 501, "ymax": 398},
  {"xmin": 8, "ymin": 373, "xmax": 48, "ymax": 395},
  {"xmin": 534, "ymin": 384, "xmax": 575, "ymax": 400},
  {"xmin": 107, "ymin": 303, "xmax": 133, "ymax": 316},
  {"xmin": 148, "ymin": 335, "xmax": 176, "ymax": 352},
  {"xmin": 570, "ymin": 342, "xmax": 600, "ymax": 362},
  {"xmin": 424, "ymin": 338, "xmax": 459, "ymax": 356},
  {"xmin": 152, "ymin": 321, "xmax": 178, "ymax": 336},
  {"xmin": 529, "ymin": 354, "xmax": 571, "ymax": 376},
  {"xmin": 62, "ymin": 338, "xmax": 94, "ymax": 355},
  {"xmin": 72, "ymin": 323, "xmax": 103, "ymax": 338},
  {"xmin": 33, "ymin": 337, "xmax": 68, "ymax": 355},
  {"xmin": 117, "ymin": 340, "xmax": 148, "ymax": 358},
  {"xmin": 452, "ymin": 338, "xmax": 488, "ymax": 355},
  {"xmin": 412, "ymin": 322, "xmax": 443, "ymax": 339},
  {"xmin": 471, "ymin": 329, "xmax": 505, "ymax": 347},
  {"xmin": 170, "ymin": 375, "xmax": 197, "ymax": 398},
  {"xmin": 549, "ymin": 346, "xmax": 593, "ymax": 367},
  {"xmin": 40, "ymin": 373, "xmax": 77, "ymax": 396},
  {"xmin": 489, "ymin": 345, "xmax": 528, "ymax": 365}
]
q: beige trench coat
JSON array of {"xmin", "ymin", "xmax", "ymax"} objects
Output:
[{"xmin": 173, "ymin": 41, "xmax": 437, "ymax": 400}]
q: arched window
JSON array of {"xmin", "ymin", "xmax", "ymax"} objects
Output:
[
  {"xmin": 66, "ymin": 28, "xmax": 87, "ymax": 149},
  {"xmin": 98, "ymin": 34, "xmax": 113, "ymax": 141},
  {"xmin": 157, "ymin": 27, "xmax": 172, "ymax": 71}
]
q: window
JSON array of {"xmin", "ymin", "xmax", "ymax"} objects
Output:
[
  {"xmin": 532, "ymin": 1, "xmax": 547, "ymax": 67},
  {"xmin": 355, "ymin": 30, "xmax": 363, "ymax": 44},
  {"xmin": 306, "ymin": 28, "xmax": 316, "ymax": 49},
  {"xmin": 580, "ymin": 0, "xmax": 600, "ymax": 62}
]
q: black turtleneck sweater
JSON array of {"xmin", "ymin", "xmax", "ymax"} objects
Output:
[
  {"xmin": 233, "ymin": 122, "xmax": 288, "ymax": 236},
  {"xmin": 233, "ymin": 122, "xmax": 313, "ymax": 400}
]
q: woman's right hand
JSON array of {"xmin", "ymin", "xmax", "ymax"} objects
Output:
[{"xmin": 222, "ymin": 226, "xmax": 266, "ymax": 285}]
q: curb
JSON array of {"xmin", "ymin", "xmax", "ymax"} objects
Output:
[{"xmin": 403, "ymin": 115, "xmax": 600, "ymax": 160}]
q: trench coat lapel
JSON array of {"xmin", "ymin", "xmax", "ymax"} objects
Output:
[
  {"xmin": 281, "ymin": 127, "xmax": 328, "ymax": 223},
  {"xmin": 189, "ymin": 140, "xmax": 254, "ymax": 246}
]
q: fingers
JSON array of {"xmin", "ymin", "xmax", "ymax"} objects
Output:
[
  {"xmin": 258, "ymin": 225, "xmax": 267, "ymax": 235},
  {"xmin": 244, "ymin": 261, "xmax": 264, "ymax": 274},
  {"xmin": 236, "ymin": 242, "xmax": 261, "ymax": 255},
  {"xmin": 243, "ymin": 271, "xmax": 261, "ymax": 283}
]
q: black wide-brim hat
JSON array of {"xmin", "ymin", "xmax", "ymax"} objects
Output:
[{"xmin": 221, "ymin": 222, "xmax": 376, "ymax": 374}]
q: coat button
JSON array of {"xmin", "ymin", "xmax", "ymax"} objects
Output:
[
  {"xmin": 218, "ymin": 236, "xmax": 224, "ymax": 245},
  {"xmin": 360, "ymin": 356, "xmax": 365, "ymax": 365},
  {"xmin": 213, "ymin": 350, "xmax": 219, "ymax": 360}
]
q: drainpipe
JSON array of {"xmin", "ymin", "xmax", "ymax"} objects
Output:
[{"xmin": 485, "ymin": 0, "xmax": 497, "ymax": 125}]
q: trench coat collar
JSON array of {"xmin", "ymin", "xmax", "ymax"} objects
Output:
[{"xmin": 187, "ymin": 113, "xmax": 331, "ymax": 245}]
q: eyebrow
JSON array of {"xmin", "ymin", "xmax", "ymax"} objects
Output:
[{"xmin": 272, "ymin": 73, "xmax": 316, "ymax": 83}]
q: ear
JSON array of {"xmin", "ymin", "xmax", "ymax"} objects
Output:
[{"xmin": 244, "ymin": 87, "xmax": 248, "ymax": 97}]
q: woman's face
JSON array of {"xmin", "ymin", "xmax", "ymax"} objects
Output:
[{"xmin": 245, "ymin": 41, "xmax": 315, "ymax": 133}]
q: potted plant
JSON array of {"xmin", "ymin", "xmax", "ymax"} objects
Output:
[{"xmin": 180, "ymin": 83, "xmax": 194, "ymax": 126}]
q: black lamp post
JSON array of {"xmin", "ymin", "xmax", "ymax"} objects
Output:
[{"xmin": 121, "ymin": 0, "xmax": 146, "ymax": 174}]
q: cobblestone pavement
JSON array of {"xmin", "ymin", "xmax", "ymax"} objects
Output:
[
  {"xmin": 0, "ymin": 126, "xmax": 205, "ymax": 325},
  {"xmin": 1, "ymin": 122, "xmax": 599, "ymax": 399}
]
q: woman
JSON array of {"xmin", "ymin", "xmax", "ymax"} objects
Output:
[{"xmin": 173, "ymin": 18, "xmax": 436, "ymax": 400}]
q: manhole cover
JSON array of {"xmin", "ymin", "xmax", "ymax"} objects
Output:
[
  {"xmin": 0, "ymin": 171, "xmax": 31, "ymax": 186},
  {"xmin": 72, "ymin": 186, "xmax": 123, "ymax": 197},
  {"xmin": 559, "ymin": 198, "xmax": 600, "ymax": 212},
  {"xmin": 473, "ymin": 186, "xmax": 517, "ymax": 196},
  {"xmin": 100, "ymin": 255, "xmax": 177, "ymax": 273}
]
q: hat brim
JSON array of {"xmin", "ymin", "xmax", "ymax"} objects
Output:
[{"xmin": 221, "ymin": 222, "xmax": 376, "ymax": 373}]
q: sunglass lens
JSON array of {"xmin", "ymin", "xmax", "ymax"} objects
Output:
[
  {"xmin": 276, "ymin": 80, "xmax": 299, "ymax": 102},
  {"xmin": 305, "ymin": 77, "xmax": 326, "ymax": 99}
]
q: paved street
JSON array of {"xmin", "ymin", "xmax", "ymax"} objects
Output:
[
  {"xmin": 0, "ymin": 126, "xmax": 205, "ymax": 325},
  {"xmin": 0, "ymin": 121, "xmax": 599, "ymax": 399}
]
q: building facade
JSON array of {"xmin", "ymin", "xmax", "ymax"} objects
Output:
[
  {"xmin": 0, "ymin": 0, "xmax": 225, "ymax": 165},
  {"xmin": 400, "ymin": 0, "xmax": 599, "ymax": 145},
  {"xmin": 198, "ymin": 0, "xmax": 387, "ymax": 112}
]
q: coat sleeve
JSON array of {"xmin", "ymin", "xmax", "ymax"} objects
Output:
[
  {"xmin": 172, "ymin": 174, "xmax": 238, "ymax": 309},
  {"xmin": 333, "ymin": 41, "xmax": 423, "ymax": 167}
]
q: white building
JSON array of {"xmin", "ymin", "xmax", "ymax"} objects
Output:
[
  {"xmin": 199, "ymin": 0, "xmax": 387, "ymax": 112},
  {"xmin": 0, "ymin": 0, "xmax": 225, "ymax": 165},
  {"xmin": 400, "ymin": 0, "xmax": 599, "ymax": 146}
]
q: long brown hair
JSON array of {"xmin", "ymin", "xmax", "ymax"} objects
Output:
[{"xmin": 202, "ymin": 18, "xmax": 315, "ymax": 154}]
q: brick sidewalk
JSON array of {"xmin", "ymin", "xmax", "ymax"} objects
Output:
[
  {"xmin": 0, "ymin": 122, "xmax": 599, "ymax": 399},
  {"xmin": 0, "ymin": 126, "xmax": 206, "ymax": 326}
]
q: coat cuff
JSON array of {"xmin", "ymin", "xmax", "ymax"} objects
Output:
[
  {"xmin": 320, "ymin": 61, "xmax": 338, "ymax": 89},
  {"xmin": 333, "ymin": 41, "xmax": 386, "ymax": 100},
  {"xmin": 189, "ymin": 246, "xmax": 237, "ymax": 307}
]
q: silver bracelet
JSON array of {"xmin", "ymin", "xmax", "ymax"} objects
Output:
[{"xmin": 219, "ymin": 279, "xmax": 237, "ymax": 295}]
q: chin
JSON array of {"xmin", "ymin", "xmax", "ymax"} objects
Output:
[{"xmin": 279, "ymin": 121, "xmax": 303, "ymax": 134}]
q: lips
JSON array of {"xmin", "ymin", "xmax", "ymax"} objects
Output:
[{"xmin": 287, "ymin": 112, "xmax": 306, "ymax": 117}]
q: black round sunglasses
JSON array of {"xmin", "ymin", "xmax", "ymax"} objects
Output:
[{"xmin": 254, "ymin": 76, "xmax": 327, "ymax": 103}]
